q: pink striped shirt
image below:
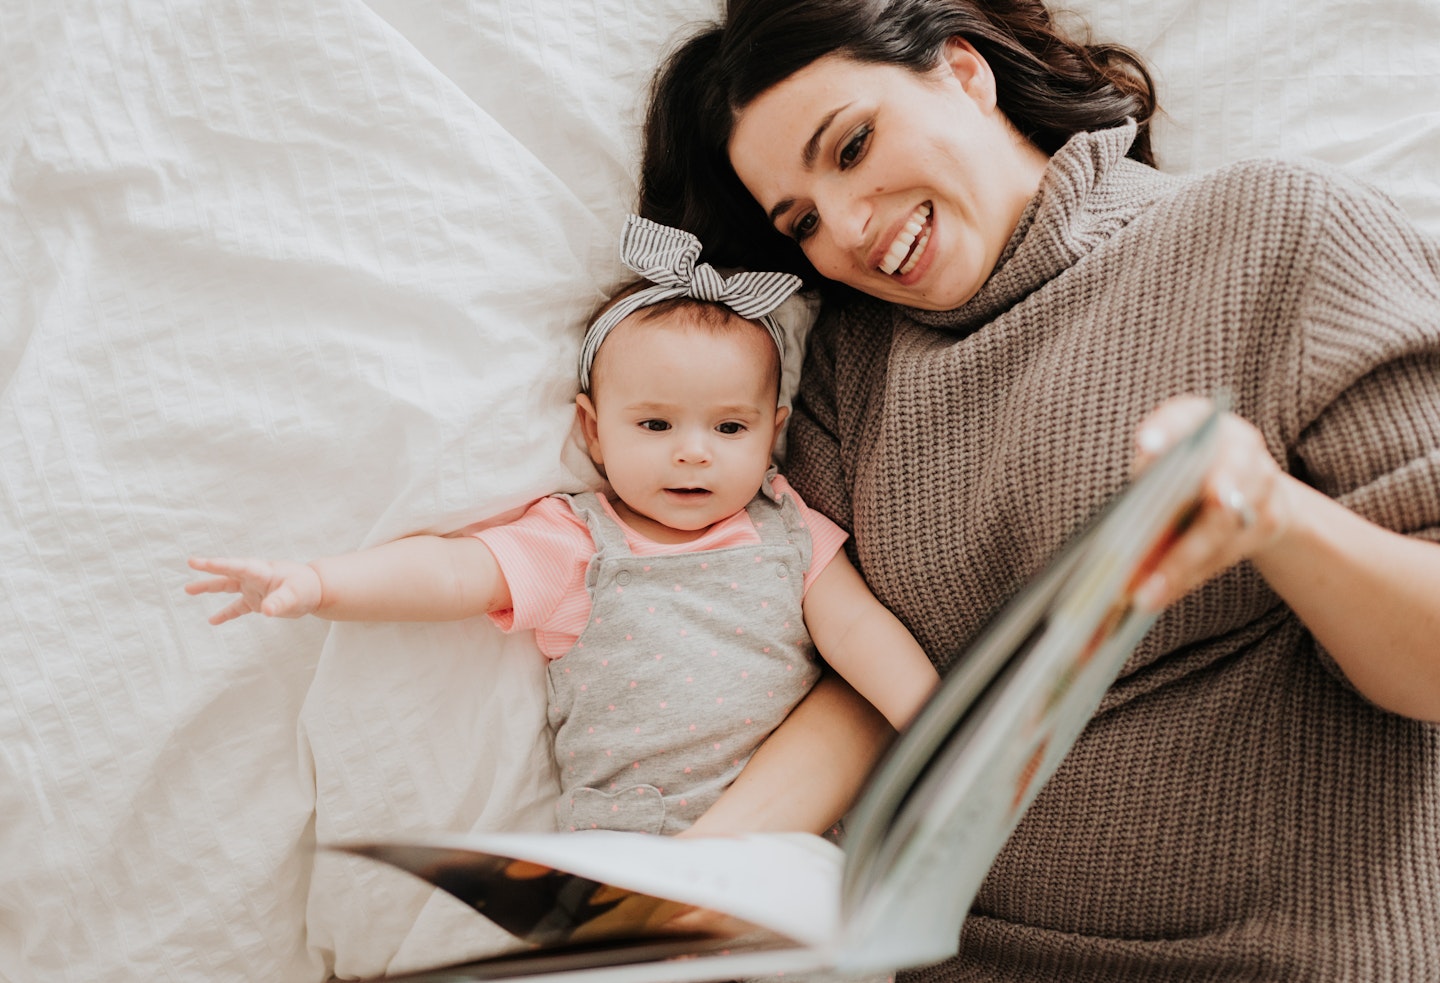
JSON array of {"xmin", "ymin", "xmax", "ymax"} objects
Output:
[{"xmin": 474, "ymin": 475, "xmax": 848, "ymax": 659}]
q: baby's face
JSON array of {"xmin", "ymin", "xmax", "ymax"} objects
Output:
[{"xmin": 577, "ymin": 312, "xmax": 786, "ymax": 542}]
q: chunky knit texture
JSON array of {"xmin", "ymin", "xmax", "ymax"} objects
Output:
[{"xmin": 787, "ymin": 124, "xmax": 1440, "ymax": 981}]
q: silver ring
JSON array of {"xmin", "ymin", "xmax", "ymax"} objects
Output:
[{"xmin": 1223, "ymin": 487, "xmax": 1256, "ymax": 530}]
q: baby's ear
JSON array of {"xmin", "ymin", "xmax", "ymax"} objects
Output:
[
  {"xmin": 771, "ymin": 404, "xmax": 790, "ymax": 454},
  {"xmin": 574, "ymin": 393, "xmax": 603, "ymax": 467}
]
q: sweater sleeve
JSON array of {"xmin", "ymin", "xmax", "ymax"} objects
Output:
[{"xmin": 1288, "ymin": 165, "xmax": 1440, "ymax": 544}]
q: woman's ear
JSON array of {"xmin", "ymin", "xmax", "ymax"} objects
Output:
[
  {"xmin": 575, "ymin": 393, "xmax": 604, "ymax": 467},
  {"xmin": 942, "ymin": 36, "xmax": 997, "ymax": 111}
]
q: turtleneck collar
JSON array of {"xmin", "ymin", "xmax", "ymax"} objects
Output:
[{"xmin": 904, "ymin": 121, "xmax": 1181, "ymax": 335}]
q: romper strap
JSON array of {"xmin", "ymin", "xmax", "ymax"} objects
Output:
[
  {"xmin": 565, "ymin": 491, "xmax": 633, "ymax": 555},
  {"xmin": 745, "ymin": 472, "xmax": 814, "ymax": 574}
]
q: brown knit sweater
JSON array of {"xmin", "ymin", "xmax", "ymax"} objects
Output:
[{"xmin": 787, "ymin": 123, "xmax": 1440, "ymax": 981}]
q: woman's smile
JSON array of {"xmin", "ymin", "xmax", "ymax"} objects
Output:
[{"xmin": 878, "ymin": 202, "xmax": 932, "ymax": 275}]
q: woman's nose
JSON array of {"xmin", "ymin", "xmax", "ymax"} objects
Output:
[{"xmin": 816, "ymin": 182, "xmax": 870, "ymax": 249}]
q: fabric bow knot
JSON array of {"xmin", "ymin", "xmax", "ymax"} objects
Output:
[{"xmin": 578, "ymin": 216, "xmax": 803, "ymax": 391}]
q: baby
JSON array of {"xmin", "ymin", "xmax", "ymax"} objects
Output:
[{"xmin": 187, "ymin": 216, "xmax": 939, "ymax": 837}]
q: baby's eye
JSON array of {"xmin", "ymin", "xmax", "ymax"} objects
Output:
[
  {"xmin": 716, "ymin": 422, "xmax": 745, "ymax": 435},
  {"xmin": 640, "ymin": 420, "xmax": 670, "ymax": 432},
  {"xmin": 839, "ymin": 124, "xmax": 871, "ymax": 169}
]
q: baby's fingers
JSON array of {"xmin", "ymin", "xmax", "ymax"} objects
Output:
[
  {"xmin": 188, "ymin": 555, "xmax": 268, "ymax": 580},
  {"xmin": 208, "ymin": 596, "xmax": 258, "ymax": 626},
  {"xmin": 186, "ymin": 554, "xmax": 317, "ymax": 622},
  {"xmin": 260, "ymin": 584, "xmax": 301, "ymax": 618},
  {"xmin": 184, "ymin": 576, "xmax": 241, "ymax": 596}
]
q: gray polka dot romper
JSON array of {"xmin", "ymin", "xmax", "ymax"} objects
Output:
[{"xmin": 550, "ymin": 480, "xmax": 820, "ymax": 835}]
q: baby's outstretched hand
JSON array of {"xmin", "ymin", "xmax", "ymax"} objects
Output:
[{"xmin": 185, "ymin": 556, "xmax": 323, "ymax": 625}]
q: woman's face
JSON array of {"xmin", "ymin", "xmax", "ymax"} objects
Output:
[{"xmin": 728, "ymin": 41, "xmax": 1050, "ymax": 311}]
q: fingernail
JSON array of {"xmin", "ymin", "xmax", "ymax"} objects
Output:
[{"xmin": 1137, "ymin": 427, "xmax": 1166, "ymax": 454}]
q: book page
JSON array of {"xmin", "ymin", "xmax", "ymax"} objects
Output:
[{"xmin": 335, "ymin": 830, "xmax": 843, "ymax": 951}]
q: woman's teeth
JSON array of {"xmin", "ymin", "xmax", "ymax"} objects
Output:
[{"xmin": 879, "ymin": 203, "xmax": 932, "ymax": 275}]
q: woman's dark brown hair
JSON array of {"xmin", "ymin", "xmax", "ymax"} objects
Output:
[{"xmin": 640, "ymin": 0, "xmax": 1157, "ymax": 285}]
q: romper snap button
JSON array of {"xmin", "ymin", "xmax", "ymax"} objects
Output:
[
  {"xmin": 775, "ymin": 562, "xmax": 789, "ymax": 580},
  {"xmin": 616, "ymin": 571, "xmax": 632, "ymax": 587}
]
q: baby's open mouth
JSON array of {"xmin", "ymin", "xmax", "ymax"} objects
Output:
[
  {"xmin": 879, "ymin": 202, "xmax": 933, "ymax": 276},
  {"xmin": 666, "ymin": 488, "xmax": 710, "ymax": 496}
]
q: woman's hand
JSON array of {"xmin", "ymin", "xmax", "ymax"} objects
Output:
[
  {"xmin": 1130, "ymin": 394, "xmax": 1440, "ymax": 721},
  {"xmin": 185, "ymin": 556, "xmax": 323, "ymax": 625},
  {"xmin": 1129, "ymin": 395, "xmax": 1292, "ymax": 611}
]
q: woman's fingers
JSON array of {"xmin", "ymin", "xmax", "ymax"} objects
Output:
[
  {"xmin": 1131, "ymin": 395, "xmax": 1290, "ymax": 610},
  {"xmin": 1132, "ymin": 394, "xmax": 1215, "ymax": 472},
  {"xmin": 1136, "ymin": 479, "xmax": 1252, "ymax": 609}
]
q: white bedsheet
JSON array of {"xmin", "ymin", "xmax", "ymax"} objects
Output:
[{"xmin": 1, "ymin": 1, "xmax": 1436, "ymax": 980}]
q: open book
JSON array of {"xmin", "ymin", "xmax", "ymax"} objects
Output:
[{"xmin": 334, "ymin": 410, "xmax": 1222, "ymax": 982}]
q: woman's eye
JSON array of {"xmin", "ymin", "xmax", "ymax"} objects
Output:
[
  {"xmin": 640, "ymin": 420, "xmax": 670, "ymax": 432},
  {"xmin": 716, "ymin": 422, "xmax": 745, "ymax": 435},
  {"xmin": 792, "ymin": 211, "xmax": 819, "ymax": 242},
  {"xmin": 839, "ymin": 124, "xmax": 871, "ymax": 169}
]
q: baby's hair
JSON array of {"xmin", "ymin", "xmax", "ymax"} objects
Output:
[{"xmin": 583, "ymin": 277, "xmax": 784, "ymax": 398}]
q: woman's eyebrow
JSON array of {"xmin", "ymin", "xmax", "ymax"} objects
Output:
[
  {"xmin": 767, "ymin": 197, "xmax": 796, "ymax": 226},
  {"xmin": 802, "ymin": 106, "xmax": 848, "ymax": 167}
]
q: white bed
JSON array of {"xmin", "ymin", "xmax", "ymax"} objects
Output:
[{"xmin": 2, "ymin": 0, "xmax": 1437, "ymax": 979}]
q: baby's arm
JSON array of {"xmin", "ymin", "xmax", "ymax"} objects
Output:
[
  {"xmin": 802, "ymin": 551, "xmax": 939, "ymax": 731},
  {"xmin": 186, "ymin": 535, "xmax": 510, "ymax": 626},
  {"xmin": 681, "ymin": 556, "xmax": 934, "ymax": 839}
]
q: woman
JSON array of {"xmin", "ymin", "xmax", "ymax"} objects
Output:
[{"xmin": 640, "ymin": 0, "xmax": 1440, "ymax": 979}]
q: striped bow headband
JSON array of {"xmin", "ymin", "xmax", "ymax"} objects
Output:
[{"xmin": 578, "ymin": 216, "xmax": 803, "ymax": 392}]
